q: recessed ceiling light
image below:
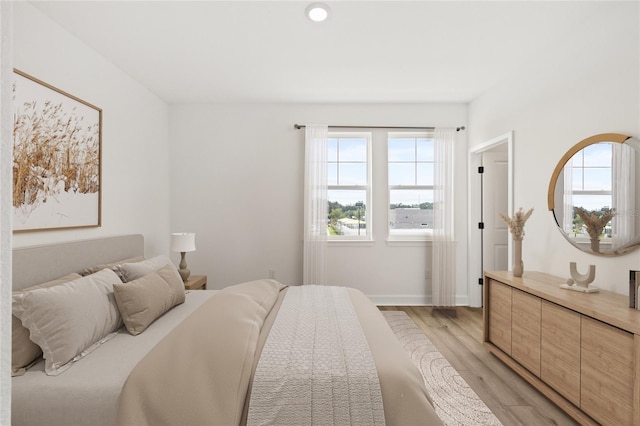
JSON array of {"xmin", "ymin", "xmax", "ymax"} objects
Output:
[{"xmin": 306, "ymin": 3, "xmax": 329, "ymax": 22}]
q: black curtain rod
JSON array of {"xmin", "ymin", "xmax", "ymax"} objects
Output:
[{"xmin": 294, "ymin": 124, "xmax": 466, "ymax": 132}]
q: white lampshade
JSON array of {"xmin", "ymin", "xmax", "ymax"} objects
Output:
[{"xmin": 170, "ymin": 233, "xmax": 196, "ymax": 253}]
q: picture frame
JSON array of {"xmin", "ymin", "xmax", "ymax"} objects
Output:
[{"xmin": 12, "ymin": 69, "xmax": 102, "ymax": 232}]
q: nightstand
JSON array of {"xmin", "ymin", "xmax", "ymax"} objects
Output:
[{"xmin": 184, "ymin": 275, "xmax": 207, "ymax": 290}]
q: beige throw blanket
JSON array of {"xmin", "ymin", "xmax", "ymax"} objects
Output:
[
  {"xmin": 116, "ymin": 281, "xmax": 443, "ymax": 425},
  {"xmin": 116, "ymin": 280, "xmax": 286, "ymax": 426},
  {"xmin": 247, "ymin": 285, "xmax": 385, "ymax": 426}
]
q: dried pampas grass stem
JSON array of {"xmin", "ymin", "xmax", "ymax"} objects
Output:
[
  {"xmin": 499, "ymin": 207, "xmax": 534, "ymax": 241},
  {"xmin": 575, "ymin": 207, "xmax": 616, "ymax": 241}
]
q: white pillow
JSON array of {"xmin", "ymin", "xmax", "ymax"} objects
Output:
[
  {"xmin": 12, "ymin": 268, "xmax": 123, "ymax": 376},
  {"xmin": 11, "ymin": 273, "xmax": 81, "ymax": 377},
  {"xmin": 118, "ymin": 254, "xmax": 175, "ymax": 282}
]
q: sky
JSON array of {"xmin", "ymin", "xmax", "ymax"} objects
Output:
[{"xmin": 328, "ymin": 135, "xmax": 434, "ymax": 209}]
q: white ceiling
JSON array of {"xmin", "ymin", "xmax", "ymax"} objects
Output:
[{"xmin": 31, "ymin": 1, "xmax": 610, "ymax": 104}]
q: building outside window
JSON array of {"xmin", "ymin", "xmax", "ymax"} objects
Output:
[
  {"xmin": 327, "ymin": 133, "xmax": 371, "ymax": 240},
  {"xmin": 388, "ymin": 132, "xmax": 434, "ymax": 240}
]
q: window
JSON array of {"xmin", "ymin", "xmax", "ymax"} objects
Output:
[
  {"xmin": 327, "ymin": 133, "xmax": 371, "ymax": 240},
  {"xmin": 569, "ymin": 142, "xmax": 613, "ymax": 237},
  {"xmin": 571, "ymin": 143, "xmax": 612, "ymax": 209},
  {"xmin": 388, "ymin": 132, "xmax": 434, "ymax": 239}
]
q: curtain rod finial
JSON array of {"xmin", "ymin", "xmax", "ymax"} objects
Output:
[{"xmin": 457, "ymin": 126, "xmax": 466, "ymax": 132}]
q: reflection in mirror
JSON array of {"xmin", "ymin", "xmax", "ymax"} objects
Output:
[{"xmin": 549, "ymin": 133, "xmax": 640, "ymax": 256}]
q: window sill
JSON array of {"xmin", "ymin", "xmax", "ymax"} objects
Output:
[
  {"xmin": 326, "ymin": 238, "xmax": 433, "ymax": 247},
  {"xmin": 386, "ymin": 239, "xmax": 432, "ymax": 247},
  {"xmin": 328, "ymin": 239, "xmax": 375, "ymax": 247}
]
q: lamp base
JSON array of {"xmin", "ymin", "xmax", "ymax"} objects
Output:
[
  {"xmin": 178, "ymin": 267, "xmax": 191, "ymax": 282},
  {"xmin": 178, "ymin": 251, "xmax": 191, "ymax": 282}
]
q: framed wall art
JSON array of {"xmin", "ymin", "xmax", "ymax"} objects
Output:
[{"xmin": 13, "ymin": 69, "xmax": 102, "ymax": 232}]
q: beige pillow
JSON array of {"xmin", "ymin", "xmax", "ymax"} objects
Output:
[
  {"xmin": 114, "ymin": 264, "xmax": 186, "ymax": 335},
  {"xmin": 12, "ymin": 273, "xmax": 82, "ymax": 377},
  {"xmin": 118, "ymin": 254, "xmax": 174, "ymax": 282},
  {"xmin": 12, "ymin": 268, "xmax": 123, "ymax": 376},
  {"xmin": 80, "ymin": 256, "xmax": 145, "ymax": 281}
]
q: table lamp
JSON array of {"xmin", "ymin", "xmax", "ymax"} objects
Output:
[{"xmin": 170, "ymin": 232, "xmax": 196, "ymax": 282}]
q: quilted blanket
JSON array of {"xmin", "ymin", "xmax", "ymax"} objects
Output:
[{"xmin": 247, "ymin": 285, "xmax": 385, "ymax": 425}]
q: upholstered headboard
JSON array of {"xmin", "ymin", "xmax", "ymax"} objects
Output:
[{"xmin": 12, "ymin": 234, "xmax": 144, "ymax": 290}]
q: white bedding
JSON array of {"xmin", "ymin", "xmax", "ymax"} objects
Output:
[{"xmin": 12, "ymin": 290, "xmax": 217, "ymax": 426}]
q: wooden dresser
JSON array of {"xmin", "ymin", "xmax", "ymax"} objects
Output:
[{"xmin": 484, "ymin": 270, "xmax": 640, "ymax": 426}]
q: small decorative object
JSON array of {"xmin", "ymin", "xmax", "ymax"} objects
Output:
[
  {"xmin": 561, "ymin": 262, "xmax": 598, "ymax": 293},
  {"xmin": 574, "ymin": 207, "xmax": 616, "ymax": 253},
  {"xmin": 631, "ymin": 270, "xmax": 640, "ymax": 309},
  {"xmin": 637, "ymin": 272, "xmax": 640, "ymax": 311},
  {"xmin": 499, "ymin": 207, "xmax": 534, "ymax": 277},
  {"xmin": 170, "ymin": 233, "xmax": 196, "ymax": 282},
  {"xmin": 630, "ymin": 270, "xmax": 638, "ymax": 308}
]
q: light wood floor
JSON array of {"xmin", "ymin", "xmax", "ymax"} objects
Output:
[{"xmin": 378, "ymin": 306, "xmax": 578, "ymax": 426}]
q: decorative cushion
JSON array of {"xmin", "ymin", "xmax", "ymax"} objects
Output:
[
  {"xmin": 118, "ymin": 254, "xmax": 174, "ymax": 282},
  {"xmin": 11, "ymin": 273, "xmax": 81, "ymax": 377},
  {"xmin": 12, "ymin": 268, "xmax": 123, "ymax": 376},
  {"xmin": 113, "ymin": 264, "xmax": 186, "ymax": 335},
  {"xmin": 80, "ymin": 256, "xmax": 145, "ymax": 281}
]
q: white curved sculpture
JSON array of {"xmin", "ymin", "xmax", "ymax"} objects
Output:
[{"xmin": 561, "ymin": 262, "xmax": 599, "ymax": 293}]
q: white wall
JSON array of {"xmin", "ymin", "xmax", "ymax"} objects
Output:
[
  {"xmin": 169, "ymin": 103, "xmax": 468, "ymax": 303},
  {"xmin": 0, "ymin": 2, "xmax": 12, "ymax": 421},
  {"xmin": 469, "ymin": 2, "xmax": 640, "ymax": 295},
  {"xmin": 11, "ymin": 2, "xmax": 471, "ymax": 304},
  {"xmin": 11, "ymin": 3, "xmax": 171, "ymax": 256}
]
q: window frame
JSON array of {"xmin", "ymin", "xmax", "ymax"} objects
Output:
[
  {"xmin": 327, "ymin": 131, "xmax": 373, "ymax": 242},
  {"xmin": 387, "ymin": 131, "xmax": 434, "ymax": 242},
  {"xmin": 566, "ymin": 143, "xmax": 614, "ymax": 242}
]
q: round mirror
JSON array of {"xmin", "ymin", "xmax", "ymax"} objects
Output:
[{"xmin": 548, "ymin": 133, "xmax": 640, "ymax": 256}]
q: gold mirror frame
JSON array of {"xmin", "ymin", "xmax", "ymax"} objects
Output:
[{"xmin": 548, "ymin": 133, "xmax": 639, "ymax": 256}]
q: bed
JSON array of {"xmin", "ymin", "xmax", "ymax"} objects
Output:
[{"xmin": 11, "ymin": 234, "xmax": 442, "ymax": 425}]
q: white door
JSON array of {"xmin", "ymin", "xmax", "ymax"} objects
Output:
[{"xmin": 482, "ymin": 150, "xmax": 509, "ymax": 272}]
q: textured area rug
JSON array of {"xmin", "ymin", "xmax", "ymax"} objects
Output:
[{"xmin": 382, "ymin": 311, "xmax": 503, "ymax": 426}]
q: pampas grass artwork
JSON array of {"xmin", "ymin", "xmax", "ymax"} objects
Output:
[{"xmin": 12, "ymin": 70, "xmax": 101, "ymax": 232}]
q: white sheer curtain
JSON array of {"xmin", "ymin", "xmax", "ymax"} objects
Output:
[
  {"xmin": 562, "ymin": 160, "xmax": 574, "ymax": 234},
  {"xmin": 303, "ymin": 125, "xmax": 328, "ymax": 285},
  {"xmin": 431, "ymin": 128, "xmax": 456, "ymax": 307},
  {"xmin": 611, "ymin": 142, "xmax": 635, "ymax": 250}
]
